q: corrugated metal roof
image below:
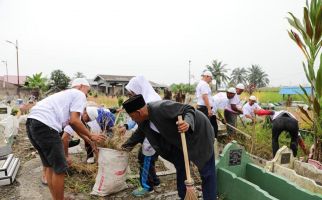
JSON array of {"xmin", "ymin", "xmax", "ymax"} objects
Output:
[
  {"xmin": 94, "ymin": 74, "xmax": 134, "ymax": 82},
  {"xmin": 93, "ymin": 74, "xmax": 168, "ymax": 88},
  {"xmin": 279, "ymin": 86, "xmax": 311, "ymax": 95}
]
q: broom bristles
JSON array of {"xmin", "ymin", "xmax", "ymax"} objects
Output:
[{"xmin": 184, "ymin": 185, "xmax": 198, "ymax": 200}]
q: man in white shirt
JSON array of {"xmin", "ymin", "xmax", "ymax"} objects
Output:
[
  {"xmin": 242, "ymin": 95, "xmax": 261, "ymax": 123},
  {"xmin": 26, "ymin": 78, "xmax": 106, "ymax": 200},
  {"xmin": 224, "ymin": 87, "xmax": 243, "ymax": 135},
  {"xmin": 235, "ymin": 83, "xmax": 245, "ymax": 110},
  {"xmin": 195, "ymin": 71, "xmax": 217, "ymax": 137}
]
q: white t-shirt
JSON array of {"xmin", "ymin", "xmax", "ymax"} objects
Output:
[
  {"xmin": 142, "ymin": 122, "xmax": 159, "ymax": 156},
  {"xmin": 87, "ymin": 120, "xmax": 102, "ymax": 133},
  {"xmin": 28, "ymin": 89, "xmax": 87, "ymax": 132},
  {"xmin": 196, "ymin": 80, "xmax": 213, "ymax": 106},
  {"xmin": 242, "ymin": 103, "xmax": 261, "ymax": 118},
  {"xmin": 225, "ymin": 94, "xmax": 239, "ymax": 112},
  {"xmin": 64, "ymin": 120, "xmax": 102, "ymax": 137},
  {"xmin": 64, "ymin": 125, "xmax": 76, "ymax": 136},
  {"xmin": 271, "ymin": 110, "xmax": 297, "ymax": 121},
  {"xmin": 212, "ymin": 92, "xmax": 229, "ymax": 113},
  {"xmin": 236, "ymin": 94, "xmax": 242, "ymax": 109}
]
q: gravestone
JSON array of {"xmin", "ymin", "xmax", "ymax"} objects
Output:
[{"xmin": 265, "ymin": 146, "xmax": 295, "ymax": 172}]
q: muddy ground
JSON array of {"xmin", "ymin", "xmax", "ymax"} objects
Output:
[{"xmin": 1, "ymin": 124, "xmax": 204, "ymax": 200}]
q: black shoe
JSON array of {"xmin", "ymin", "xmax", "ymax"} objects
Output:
[{"xmin": 69, "ymin": 139, "xmax": 80, "ymax": 147}]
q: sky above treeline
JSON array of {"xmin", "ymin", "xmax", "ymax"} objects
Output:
[{"xmin": 0, "ymin": 0, "xmax": 312, "ymax": 86}]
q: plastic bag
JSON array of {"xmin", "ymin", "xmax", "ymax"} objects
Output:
[{"xmin": 91, "ymin": 148, "xmax": 129, "ymax": 196}]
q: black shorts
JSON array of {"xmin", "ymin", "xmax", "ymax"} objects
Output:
[{"xmin": 26, "ymin": 118, "xmax": 67, "ymax": 174}]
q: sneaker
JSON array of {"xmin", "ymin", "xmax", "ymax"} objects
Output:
[
  {"xmin": 86, "ymin": 157, "xmax": 95, "ymax": 164},
  {"xmin": 132, "ymin": 187, "xmax": 153, "ymax": 197}
]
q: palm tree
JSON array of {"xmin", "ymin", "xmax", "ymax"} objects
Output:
[
  {"xmin": 25, "ymin": 73, "xmax": 47, "ymax": 90},
  {"xmin": 246, "ymin": 65, "xmax": 269, "ymax": 88},
  {"xmin": 206, "ymin": 60, "xmax": 229, "ymax": 91},
  {"xmin": 24, "ymin": 73, "xmax": 48, "ymax": 99},
  {"xmin": 230, "ymin": 67, "xmax": 247, "ymax": 86}
]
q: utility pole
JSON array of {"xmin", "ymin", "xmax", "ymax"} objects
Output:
[
  {"xmin": 189, "ymin": 60, "xmax": 191, "ymax": 86},
  {"xmin": 1, "ymin": 60, "xmax": 8, "ymax": 88},
  {"xmin": 6, "ymin": 40, "xmax": 20, "ymax": 97}
]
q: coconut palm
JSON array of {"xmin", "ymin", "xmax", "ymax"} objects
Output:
[
  {"xmin": 24, "ymin": 73, "xmax": 48, "ymax": 99},
  {"xmin": 246, "ymin": 65, "xmax": 269, "ymax": 88},
  {"xmin": 206, "ymin": 60, "xmax": 229, "ymax": 90},
  {"xmin": 230, "ymin": 67, "xmax": 247, "ymax": 86},
  {"xmin": 25, "ymin": 73, "xmax": 47, "ymax": 90},
  {"xmin": 287, "ymin": 0, "xmax": 322, "ymax": 160}
]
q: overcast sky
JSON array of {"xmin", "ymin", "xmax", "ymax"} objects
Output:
[{"xmin": 0, "ymin": 0, "xmax": 309, "ymax": 86}]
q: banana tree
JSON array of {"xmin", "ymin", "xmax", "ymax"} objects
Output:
[{"xmin": 287, "ymin": 0, "xmax": 322, "ymax": 161}]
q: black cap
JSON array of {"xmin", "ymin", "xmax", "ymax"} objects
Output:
[{"xmin": 122, "ymin": 94, "xmax": 146, "ymax": 113}]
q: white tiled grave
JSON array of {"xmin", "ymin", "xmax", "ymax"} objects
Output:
[{"xmin": 0, "ymin": 153, "xmax": 20, "ymax": 185}]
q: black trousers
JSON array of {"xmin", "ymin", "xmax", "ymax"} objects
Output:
[
  {"xmin": 224, "ymin": 109, "xmax": 237, "ymax": 135},
  {"xmin": 272, "ymin": 116, "xmax": 299, "ymax": 157},
  {"xmin": 197, "ymin": 105, "xmax": 218, "ymax": 138}
]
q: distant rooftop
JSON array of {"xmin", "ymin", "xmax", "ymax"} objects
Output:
[{"xmin": 0, "ymin": 75, "xmax": 27, "ymax": 86}]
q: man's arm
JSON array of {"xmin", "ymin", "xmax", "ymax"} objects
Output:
[
  {"xmin": 155, "ymin": 100, "xmax": 196, "ymax": 133},
  {"xmin": 202, "ymin": 94, "xmax": 212, "ymax": 117},
  {"xmin": 121, "ymin": 128, "xmax": 145, "ymax": 151},
  {"xmin": 69, "ymin": 112, "xmax": 106, "ymax": 143},
  {"xmin": 231, "ymin": 104, "xmax": 243, "ymax": 114},
  {"xmin": 61, "ymin": 132, "xmax": 72, "ymax": 166}
]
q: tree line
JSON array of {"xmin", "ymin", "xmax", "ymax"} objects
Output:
[{"xmin": 171, "ymin": 59, "xmax": 270, "ymax": 94}]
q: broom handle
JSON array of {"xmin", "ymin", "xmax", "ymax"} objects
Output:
[
  {"xmin": 114, "ymin": 110, "xmax": 122, "ymax": 125},
  {"xmin": 216, "ymin": 118, "xmax": 251, "ymax": 139},
  {"xmin": 178, "ymin": 115, "xmax": 192, "ymax": 183}
]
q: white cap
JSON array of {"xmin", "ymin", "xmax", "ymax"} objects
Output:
[
  {"xmin": 236, "ymin": 83, "xmax": 245, "ymax": 90},
  {"xmin": 227, "ymin": 87, "xmax": 236, "ymax": 94},
  {"xmin": 202, "ymin": 71, "xmax": 212, "ymax": 77},
  {"xmin": 86, "ymin": 106, "xmax": 98, "ymax": 121},
  {"xmin": 71, "ymin": 78, "xmax": 90, "ymax": 87},
  {"xmin": 249, "ymin": 95, "xmax": 257, "ymax": 101}
]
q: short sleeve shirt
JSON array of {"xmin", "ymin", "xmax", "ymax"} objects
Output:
[
  {"xmin": 28, "ymin": 89, "xmax": 87, "ymax": 132},
  {"xmin": 64, "ymin": 125, "xmax": 76, "ymax": 136},
  {"xmin": 196, "ymin": 80, "xmax": 213, "ymax": 106},
  {"xmin": 242, "ymin": 103, "xmax": 261, "ymax": 118},
  {"xmin": 225, "ymin": 94, "xmax": 239, "ymax": 112}
]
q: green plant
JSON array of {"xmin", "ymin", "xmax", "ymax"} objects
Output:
[
  {"xmin": 24, "ymin": 73, "xmax": 48, "ymax": 91},
  {"xmin": 287, "ymin": 0, "xmax": 322, "ymax": 161},
  {"xmin": 49, "ymin": 69, "xmax": 71, "ymax": 90},
  {"xmin": 11, "ymin": 108, "xmax": 18, "ymax": 116},
  {"xmin": 206, "ymin": 59, "xmax": 230, "ymax": 91},
  {"xmin": 117, "ymin": 96, "xmax": 124, "ymax": 107}
]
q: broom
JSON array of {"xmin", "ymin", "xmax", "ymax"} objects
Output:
[{"xmin": 178, "ymin": 116, "xmax": 198, "ymax": 200}]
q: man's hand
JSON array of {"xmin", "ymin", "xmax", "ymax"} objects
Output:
[
  {"xmin": 207, "ymin": 108, "xmax": 213, "ymax": 117},
  {"xmin": 118, "ymin": 126, "xmax": 127, "ymax": 135},
  {"xmin": 90, "ymin": 133, "xmax": 107, "ymax": 143},
  {"xmin": 176, "ymin": 119, "xmax": 190, "ymax": 133}
]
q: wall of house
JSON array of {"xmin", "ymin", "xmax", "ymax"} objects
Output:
[{"xmin": 0, "ymin": 80, "xmax": 31, "ymax": 98}]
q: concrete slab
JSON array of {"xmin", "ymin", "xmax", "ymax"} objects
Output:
[{"xmin": 17, "ymin": 156, "xmax": 51, "ymax": 200}]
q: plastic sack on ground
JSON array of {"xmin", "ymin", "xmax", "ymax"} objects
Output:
[{"xmin": 91, "ymin": 148, "xmax": 129, "ymax": 196}]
